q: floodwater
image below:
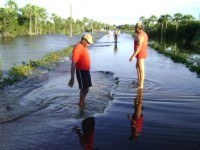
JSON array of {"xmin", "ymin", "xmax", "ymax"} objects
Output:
[
  {"xmin": 0, "ymin": 33, "xmax": 200, "ymax": 150},
  {"xmin": 0, "ymin": 33, "xmax": 102, "ymax": 71}
]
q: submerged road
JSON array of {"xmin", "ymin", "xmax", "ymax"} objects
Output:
[{"xmin": 0, "ymin": 32, "xmax": 200, "ymax": 150}]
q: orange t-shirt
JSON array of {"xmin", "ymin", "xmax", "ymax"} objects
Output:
[
  {"xmin": 134, "ymin": 31, "xmax": 148, "ymax": 59},
  {"xmin": 72, "ymin": 43, "xmax": 90, "ymax": 70}
]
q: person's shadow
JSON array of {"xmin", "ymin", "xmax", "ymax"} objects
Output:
[
  {"xmin": 73, "ymin": 117, "xmax": 98, "ymax": 150},
  {"xmin": 127, "ymin": 89, "xmax": 144, "ymax": 141}
]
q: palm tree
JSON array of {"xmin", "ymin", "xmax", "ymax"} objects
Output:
[
  {"xmin": 51, "ymin": 13, "xmax": 63, "ymax": 33},
  {"xmin": 181, "ymin": 14, "xmax": 196, "ymax": 24},
  {"xmin": 148, "ymin": 15, "xmax": 158, "ymax": 30},
  {"xmin": 38, "ymin": 7, "xmax": 47, "ymax": 35},
  {"xmin": 173, "ymin": 13, "xmax": 183, "ymax": 31},
  {"xmin": 20, "ymin": 4, "xmax": 35, "ymax": 35},
  {"xmin": 6, "ymin": 0, "xmax": 18, "ymax": 11},
  {"xmin": 139, "ymin": 16, "xmax": 145, "ymax": 24},
  {"xmin": 33, "ymin": 6, "xmax": 39, "ymax": 35},
  {"xmin": 158, "ymin": 15, "xmax": 165, "ymax": 36},
  {"xmin": 82, "ymin": 17, "xmax": 90, "ymax": 31},
  {"xmin": 158, "ymin": 14, "xmax": 172, "ymax": 39},
  {"xmin": 89, "ymin": 19, "xmax": 94, "ymax": 32},
  {"xmin": 163, "ymin": 14, "xmax": 172, "ymax": 30},
  {"xmin": 50, "ymin": 13, "xmax": 57, "ymax": 33}
]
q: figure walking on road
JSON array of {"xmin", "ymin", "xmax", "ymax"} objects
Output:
[
  {"xmin": 68, "ymin": 34, "xmax": 93, "ymax": 107},
  {"xmin": 129, "ymin": 22, "xmax": 148, "ymax": 89}
]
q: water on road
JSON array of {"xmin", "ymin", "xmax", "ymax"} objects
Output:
[{"xmin": 0, "ymin": 33, "xmax": 200, "ymax": 150}]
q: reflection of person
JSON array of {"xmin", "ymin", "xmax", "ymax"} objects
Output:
[
  {"xmin": 68, "ymin": 34, "xmax": 93, "ymax": 107},
  {"xmin": 114, "ymin": 42, "xmax": 118, "ymax": 52},
  {"xmin": 72, "ymin": 117, "xmax": 96, "ymax": 150},
  {"xmin": 129, "ymin": 22, "xmax": 148, "ymax": 89},
  {"xmin": 114, "ymin": 29, "xmax": 120, "ymax": 43},
  {"xmin": 127, "ymin": 89, "xmax": 144, "ymax": 141}
]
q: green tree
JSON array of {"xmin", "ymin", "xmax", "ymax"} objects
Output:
[
  {"xmin": 181, "ymin": 14, "xmax": 196, "ymax": 24},
  {"xmin": 20, "ymin": 4, "xmax": 35, "ymax": 35},
  {"xmin": 51, "ymin": 13, "xmax": 64, "ymax": 33},
  {"xmin": 158, "ymin": 15, "xmax": 165, "ymax": 38},
  {"xmin": 82, "ymin": 17, "xmax": 90, "ymax": 31},
  {"xmin": 148, "ymin": 15, "xmax": 158, "ymax": 30},
  {"xmin": 0, "ymin": 0, "xmax": 18, "ymax": 37},
  {"xmin": 37, "ymin": 7, "xmax": 47, "ymax": 35},
  {"xmin": 173, "ymin": 13, "xmax": 183, "ymax": 31},
  {"xmin": 139, "ymin": 16, "xmax": 145, "ymax": 23}
]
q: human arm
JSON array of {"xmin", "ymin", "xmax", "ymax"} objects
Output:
[{"xmin": 68, "ymin": 60, "xmax": 76, "ymax": 87}]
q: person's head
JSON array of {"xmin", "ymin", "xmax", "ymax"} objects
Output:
[
  {"xmin": 81, "ymin": 34, "xmax": 93, "ymax": 47},
  {"xmin": 135, "ymin": 22, "xmax": 143, "ymax": 33}
]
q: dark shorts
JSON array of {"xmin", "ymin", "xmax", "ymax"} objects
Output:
[{"xmin": 76, "ymin": 70, "xmax": 92, "ymax": 89}]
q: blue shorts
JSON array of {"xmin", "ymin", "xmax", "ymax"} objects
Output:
[{"xmin": 76, "ymin": 70, "xmax": 92, "ymax": 89}]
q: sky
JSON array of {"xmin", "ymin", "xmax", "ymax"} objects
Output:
[{"xmin": 1, "ymin": 0, "xmax": 200, "ymax": 25}]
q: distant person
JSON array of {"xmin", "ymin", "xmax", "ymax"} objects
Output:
[
  {"xmin": 114, "ymin": 29, "xmax": 120, "ymax": 43},
  {"xmin": 129, "ymin": 22, "xmax": 148, "ymax": 89},
  {"xmin": 127, "ymin": 89, "xmax": 144, "ymax": 141},
  {"xmin": 68, "ymin": 34, "xmax": 93, "ymax": 107}
]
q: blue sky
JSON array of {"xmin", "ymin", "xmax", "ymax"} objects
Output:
[{"xmin": 1, "ymin": 0, "xmax": 200, "ymax": 25}]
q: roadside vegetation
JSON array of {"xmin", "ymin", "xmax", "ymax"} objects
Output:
[
  {"xmin": 150, "ymin": 42, "xmax": 200, "ymax": 75},
  {"xmin": 0, "ymin": 47, "xmax": 73, "ymax": 89}
]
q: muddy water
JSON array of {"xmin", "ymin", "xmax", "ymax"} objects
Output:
[{"xmin": 0, "ymin": 33, "xmax": 200, "ymax": 150}]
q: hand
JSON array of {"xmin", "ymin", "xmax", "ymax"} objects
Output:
[
  {"xmin": 68, "ymin": 78, "xmax": 74, "ymax": 87},
  {"xmin": 129, "ymin": 56, "xmax": 134, "ymax": 62}
]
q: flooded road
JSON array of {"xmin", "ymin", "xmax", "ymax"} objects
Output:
[{"xmin": 0, "ymin": 33, "xmax": 200, "ymax": 150}]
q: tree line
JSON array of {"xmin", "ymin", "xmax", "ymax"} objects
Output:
[
  {"xmin": 0, "ymin": 0, "xmax": 113, "ymax": 38},
  {"xmin": 139, "ymin": 14, "xmax": 200, "ymax": 46},
  {"xmin": 119, "ymin": 13, "xmax": 200, "ymax": 46},
  {"xmin": 1, "ymin": 0, "xmax": 200, "ymax": 47}
]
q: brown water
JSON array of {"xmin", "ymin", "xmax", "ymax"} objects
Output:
[{"xmin": 0, "ymin": 33, "xmax": 200, "ymax": 150}]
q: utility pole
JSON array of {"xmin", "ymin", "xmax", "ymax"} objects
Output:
[{"xmin": 69, "ymin": 2, "xmax": 73, "ymax": 38}]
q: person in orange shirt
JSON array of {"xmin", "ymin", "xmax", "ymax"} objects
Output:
[
  {"xmin": 68, "ymin": 34, "xmax": 93, "ymax": 107},
  {"xmin": 129, "ymin": 22, "xmax": 148, "ymax": 89}
]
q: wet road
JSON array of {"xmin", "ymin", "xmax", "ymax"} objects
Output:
[{"xmin": 0, "ymin": 33, "xmax": 200, "ymax": 150}]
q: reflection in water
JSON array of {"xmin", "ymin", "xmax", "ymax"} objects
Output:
[
  {"xmin": 113, "ymin": 42, "xmax": 118, "ymax": 54},
  {"xmin": 0, "ymin": 55, "xmax": 2, "ymax": 79},
  {"xmin": 114, "ymin": 42, "xmax": 118, "ymax": 50},
  {"xmin": 78, "ymin": 108, "xmax": 86, "ymax": 118},
  {"xmin": 127, "ymin": 89, "xmax": 144, "ymax": 141},
  {"xmin": 73, "ymin": 117, "xmax": 96, "ymax": 150}
]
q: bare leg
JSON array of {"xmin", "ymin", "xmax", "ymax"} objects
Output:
[
  {"xmin": 136, "ymin": 60, "xmax": 140, "ymax": 86},
  {"xmin": 137, "ymin": 59, "xmax": 145, "ymax": 89},
  {"xmin": 79, "ymin": 88, "xmax": 89, "ymax": 107}
]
